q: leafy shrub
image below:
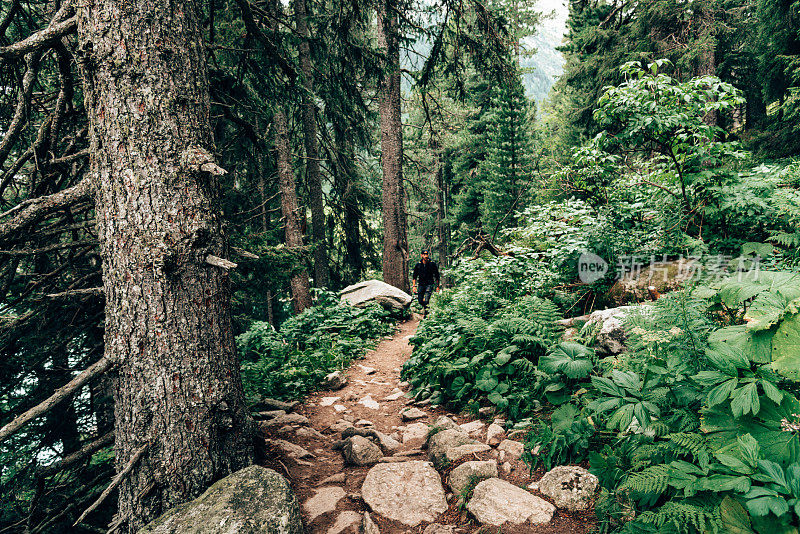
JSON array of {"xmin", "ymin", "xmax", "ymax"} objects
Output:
[{"xmin": 238, "ymin": 292, "xmax": 394, "ymax": 401}]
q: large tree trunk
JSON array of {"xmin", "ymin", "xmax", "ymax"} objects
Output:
[
  {"xmin": 294, "ymin": 0, "xmax": 329, "ymax": 288},
  {"xmin": 275, "ymin": 110, "xmax": 312, "ymax": 313},
  {"xmin": 376, "ymin": 0, "xmax": 409, "ymax": 293},
  {"xmin": 76, "ymin": 1, "xmax": 254, "ymax": 530}
]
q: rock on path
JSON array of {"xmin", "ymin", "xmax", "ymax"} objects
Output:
[{"xmin": 361, "ymin": 461, "xmax": 448, "ymax": 527}]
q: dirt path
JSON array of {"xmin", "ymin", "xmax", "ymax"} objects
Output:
[{"xmin": 258, "ymin": 316, "xmax": 595, "ymax": 534}]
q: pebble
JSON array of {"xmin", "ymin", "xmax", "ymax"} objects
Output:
[
  {"xmin": 383, "ymin": 390, "xmax": 405, "ymax": 401},
  {"xmin": 355, "ymin": 419, "xmax": 375, "ymax": 427},
  {"xmin": 334, "ymin": 404, "xmax": 348, "ymax": 413}
]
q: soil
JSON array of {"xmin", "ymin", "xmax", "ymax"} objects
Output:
[{"xmin": 256, "ymin": 315, "xmax": 597, "ymax": 534}]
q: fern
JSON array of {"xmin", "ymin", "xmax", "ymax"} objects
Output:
[
  {"xmin": 665, "ymin": 433, "xmax": 710, "ymax": 465},
  {"xmin": 621, "ymin": 465, "xmax": 671, "ymax": 498},
  {"xmin": 636, "ymin": 500, "xmax": 721, "ymax": 534}
]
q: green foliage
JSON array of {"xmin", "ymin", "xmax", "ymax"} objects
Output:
[
  {"xmin": 523, "ymin": 403, "xmax": 596, "ymax": 471},
  {"xmin": 402, "ymin": 253, "xmax": 563, "ymax": 418},
  {"xmin": 238, "ymin": 293, "xmax": 394, "ymax": 401}
]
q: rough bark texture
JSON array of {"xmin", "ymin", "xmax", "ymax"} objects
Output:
[
  {"xmin": 75, "ymin": 1, "xmax": 254, "ymax": 530},
  {"xmin": 376, "ymin": 0, "xmax": 409, "ymax": 293},
  {"xmin": 275, "ymin": 110, "xmax": 312, "ymax": 313},
  {"xmin": 294, "ymin": 0, "xmax": 329, "ymax": 288}
]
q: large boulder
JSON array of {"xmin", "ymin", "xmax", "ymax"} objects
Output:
[
  {"xmin": 361, "ymin": 461, "xmax": 448, "ymax": 527},
  {"xmin": 466, "ymin": 478, "xmax": 555, "ymax": 527},
  {"xmin": 340, "ymin": 280, "xmax": 412, "ymax": 310},
  {"xmin": 537, "ymin": 465, "xmax": 599, "ymax": 511},
  {"xmin": 138, "ymin": 465, "xmax": 302, "ymax": 534}
]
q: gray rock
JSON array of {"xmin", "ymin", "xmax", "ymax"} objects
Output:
[
  {"xmin": 496, "ymin": 440, "xmax": 525, "ymax": 462},
  {"xmin": 383, "ymin": 389, "xmax": 405, "ymax": 401},
  {"xmin": 444, "ymin": 443, "xmax": 492, "ymax": 465},
  {"xmin": 138, "ymin": 465, "xmax": 302, "ymax": 534},
  {"xmin": 251, "ymin": 398, "xmax": 299, "ymax": 412},
  {"xmin": 459, "ymin": 420, "xmax": 485, "ymax": 437},
  {"xmin": 253, "ymin": 409, "xmax": 287, "ymax": 420},
  {"xmin": 427, "ymin": 428, "xmax": 474, "ymax": 469},
  {"xmin": 537, "ymin": 465, "xmax": 599, "ymax": 511},
  {"xmin": 358, "ymin": 364, "xmax": 377, "ymax": 375},
  {"xmin": 304, "ymin": 486, "xmax": 346, "ymax": 522},
  {"xmin": 448, "ymin": 460, "xmax": 498, "ymax": 495},
  {"xmin": 485, "ymin": 423, "xmax": 505, "ymax": 446},
  {"xmin": 260, "ymin": 413, "xmax": 309, "ymax": 429},
  {"xmin": 431, "ymin": 416, "xmax": 459, "ymax": 432},
  {"xmin": 401, "ymin": 422, "xmax": 429, "ymax": 446},
  {"xmin": 478, "ymin": 407, "xmax": 494, "ymax": 418},
  {"xmin": 340, "ymin": 280, "xmax": 412, "ymax": 310},
  {"xmin": 342, "ymin": 436, "xmax": 383, "ymax": 466},
  {"xmin": 340, "ymin": 427, "xmax": 400, "ymax": 454},
  {"xmin": 269, "ymin": 439, "xmax": 316, "ymax": 460},
  {"xmin": 466, "ymin": 478, "xmax": 555, "ymax": 527},
  {"xmin": 327, "ymin": 511, "xmax": 361, "ymax": 534},
  {"xmin": 582, "ymin": 306, "xmax": 640, "ymax": 355},
  {"xmin": 422, "ymin": 525, "xmax": 455, "ymax": 534},
  {"xmin": 401, "ymin": 407, "xmax": 427, "ymax": 421},
  {"xmin": 361, "ymin": 461, "xmax": 447, "ymax": 527},
  {"xmin": 294, "ymin": 427, "xmax": 327, "ymax": 440},
  {"xmin": 361, "ymin": 512, "xmax": 380, "ymax": 534},
  {"xmin": 322, "ymin": 370, "xmax": 348, "ymax": 390}
]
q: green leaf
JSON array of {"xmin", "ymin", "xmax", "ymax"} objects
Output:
[
  {"xmin": 592, "ymin": 376, "xmax": 623, "ymax": 397},
  {"xmin": 706, "ymin": 343, "xmax": 750, "ymax": 374},
  {"xmin": 694, "ymin": 370, "xmax": 731, "ymax": 387},
  {"xmin": 731, "ymin": 383, "xmax": 760, "ymax": 417},
  {"xmin": 719, "ymin": 496, "xmax": 755, "ymax": 534},
  {"xmin": 761, "ymin": 380, "xmax": 784, "ymax": 405},
  {"xmin": 493, "ymin": 351, "xmax": 512, "ymax": 366},
  {"xmin": 708, "ymin": 378, "xmax": 738, "ymax": 407},
  {"xmin": 709, "ymin": 326, "xmax": 772, "ymax": 364},
  {"xmin": 758, "ymin": 460, "xmax": 790, "ymax": 492},
  {"xmin": 772, "ymin": 313, "xmax": 800, "ymax": 380}
]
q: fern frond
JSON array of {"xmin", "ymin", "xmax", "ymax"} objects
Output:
[
  {"xmin": 636, "ymin": 500, "xmax": 721, "ymax": 534},
  {"xmin": 621, "ymin": 465, "xmax": 671, "ymax": 498},
  {"xmin": 666, "ymin": 433, "xmax": 710, "ymax": 465}
]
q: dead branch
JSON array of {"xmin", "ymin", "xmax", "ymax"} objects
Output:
[
  {"xmin": 0, "ymin": 177, "xmax": 93, "ymax": 242},
  {"xmin": 206, "ymin": 254, "xmax": 238, "ymax": 270},
  {"xmin": 0, "ymin": 16, "xmax": 76, "ymax": 62},
  {"xmin": 41, "ymin": 287, "xmax": 104, "ymax": 300},
  {"xmin": 0, "ymin": 51, "xmax": 41, "ymax": 169},
  {"xmin": 37, "ymin": 431, "xmax": 114, "ymax": 479},
  {"xmin": 0, "ymin": 356, "xmax": 115, "ymax": 444},
  {"xmin": 73, "ymin": 443, "xmax": 150, "ymax": 527}
]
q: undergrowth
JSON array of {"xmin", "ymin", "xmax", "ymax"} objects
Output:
[{"xmin": 237, "ymin": 291, "xmax": 395, "ymax": 401}]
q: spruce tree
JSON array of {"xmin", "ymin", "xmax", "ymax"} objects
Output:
[{"xmin": 478, "ymin": 72, "xmax": 535, "ymax": 235}]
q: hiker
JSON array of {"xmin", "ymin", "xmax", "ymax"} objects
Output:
[{"xmin": 411, "ymin": 249, "xmax": 440, "ymax": 317}]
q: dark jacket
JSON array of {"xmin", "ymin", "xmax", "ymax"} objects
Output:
[{"xmin": 412, "ymin": 260, "xmax": 440, "ymax": 286}]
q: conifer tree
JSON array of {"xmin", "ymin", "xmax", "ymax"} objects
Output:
[{"xmin": 478, "ymin": 72, "xmax": 535, "ymax": 235}]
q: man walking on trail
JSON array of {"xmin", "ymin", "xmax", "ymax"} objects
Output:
[{"xmin": 412, "ymin": 249, "xmax": 440, "ymax": 317}]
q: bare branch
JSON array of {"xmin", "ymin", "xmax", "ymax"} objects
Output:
[
  {"xmin": 37, "ymin": 431, "xmax": 114, "ymax": 479},
  {"xmin": 0, "ymin": 177, "xmax": 93, "ymax": 242},
  {"xmin": 42, "ymin": 287, "xmax": 103, "ymax": 300},
  {"xmin": 0, "ymin": 356, "xmax": 115, "ymax": 445},
  {"xmin": 73, "ymin": 443, "xmax": 150, "ymax": 527},
  {"xmin": 0, "ymin": 16, "xmax": 77, "ymax": 62},
  {"xmin": 0, "ymin": 52, "xmax": 42, "ymax": 169},
  {"xmin": 206, "ymin": 255, "xmax": 237, "ymax": 270}
]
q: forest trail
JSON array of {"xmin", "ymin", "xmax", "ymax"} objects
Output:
[{"xmin": 259, "ymin": 316, "xmax": 595, "ymax": 534}]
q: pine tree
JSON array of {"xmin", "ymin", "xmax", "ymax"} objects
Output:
[{"xmin": 478, "ymin": 73, "xmax": 535, "ymax": 235}]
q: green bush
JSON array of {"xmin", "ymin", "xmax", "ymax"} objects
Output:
[{"xmin": 238, "ymin": 292, "xmax": 395, "ymax": 401}]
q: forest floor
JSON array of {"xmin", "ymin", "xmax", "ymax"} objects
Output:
[{"xmin": 258, "ymin": 315, "xmax": 596, "ymax": 534}]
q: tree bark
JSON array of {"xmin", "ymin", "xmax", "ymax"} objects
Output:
[
  {"xmin": 76, "ymin": 0, "xmax": 254, "ymax": 530},
  {"xmin": 376, "ymin": 0, "xmax": 409, "ymax": 293},
  {"xmin": 294, "ymin": 0, "xmax": 329, "ymax": 288},
  {"xmin": 275, "ymin": 110, "xmax": 312, "ymax": 313}
]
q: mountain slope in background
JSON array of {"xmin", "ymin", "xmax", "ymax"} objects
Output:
[{"xmin": 523, "ymin": 0, "xmax": 568, "ymax": 103}]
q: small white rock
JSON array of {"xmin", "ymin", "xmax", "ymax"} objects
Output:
[
  {"xmin": 358, "ymin": 364, "xmax": 377, "ymax": 375},
  {"xmin": 319, "ymin": 396, "xmax": 341, "ymax": 407},
  {"xmin": 359, "ymin": 395, "xmax": 380, "ymax": 410}
]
